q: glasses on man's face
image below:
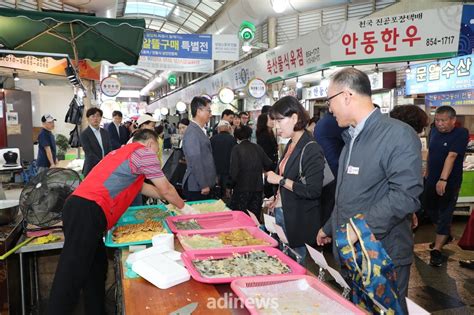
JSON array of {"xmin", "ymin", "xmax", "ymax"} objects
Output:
[
  {"xmin": 325, "ymin": 91, "xmax": 345, "ymax": 107},
  {"xmin": 199, "ymin": 107, "xmax": 212, "ymax": 113}
]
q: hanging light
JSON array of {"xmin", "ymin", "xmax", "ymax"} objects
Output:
[
  {"xmin": 282, "ymin": 80, "xmax": 288, "ymax": 91},
  {"xmin": 242, "ymin": 41, "xmax": 252, "ymax": 52},
  {"xmin": 160, "ymin": 107, "xmax": 169, "ymax": 116},
  {"xmin": 405, "ymin": 61, "xmax": 411, "ymax": 74},
  {"xmin": 296, "ymin": 77, "xmax": 303, "ymax": 89},
  {"xmin": 170, "ymin": 84, "xmax": 176, "ymax": 90},
  {"xmin": 375, "ymin": 63, "xmax": 380, "ymax": 73},
  {"xmin": 321, "ymin": 69, "xmax": 325, "ymax": 79},
  {"xmin": 13, "ymin": 71, "xmax": 19, "ymax": 81},
  {"xmin": 435, "ymin": 59, "xmax": 441, "ymax": 71},
  {"xmin": 176, "ymin": 101, "xmax": 186, "ymax": 112},
  {"xmin": 272, "ymin": 0, "xmax": 288, "ymax": 13}
]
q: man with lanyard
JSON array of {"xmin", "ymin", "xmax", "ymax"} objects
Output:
[
  {"xmin": 424, "ymin": 105, "xmax": 469, "ymax": 267},
  {"xmin": 48, "ymin": 129, "xmax": 194, "ymax": 314},
  {"xmin": 316, "ymin": 68, "xmax": 422, "ymax": 314}
]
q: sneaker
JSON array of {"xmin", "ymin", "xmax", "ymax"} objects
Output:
[
  {"xmin": 430, "ymin": 250, "xmax": 443, "ymax": 267},
  {"xmin": 429, "ymin": 235, "xmax": 453, "ymax": 249},
  {"xmin": 459, "ymin": 260, "xmax": 474, "ymax": 270}
]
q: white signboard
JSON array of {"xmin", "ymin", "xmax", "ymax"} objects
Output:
[
  {"xmin": 101, "ymin": 76, "xmax": 121, "ymax": 97},
  {"xmin": 331, "ymin": 5, "xmax": 462, "ymax": 64},
  {"xmin": 218, "ymin": 87, "xmax": 235, "ymax": 104},
  {"xmin": 248, "ymin": 78, "xmax": 267, "ymax": 98},
  {"xmin": 213, "ymin": 34, "xmax": 240, "ymax": 61},
  {"xmin": 138, "ymin": 56, "xmax": 214, "ymax": 73}
]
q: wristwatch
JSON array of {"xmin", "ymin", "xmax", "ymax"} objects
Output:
[
  {"xmin": 279, "ymin": 177, "xmax": 286, "ymax": 186},
  {"xmin": 439, "ymin": 178, "xmax": 447, "ymax": 182}
]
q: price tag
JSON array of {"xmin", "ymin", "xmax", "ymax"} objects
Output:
[
  {"xmin": 263, "ymin": 214, "xmax": 276, "ymax": 233},
  {"xmin": 326, "ymin": 266, "xmax": 350, "ymax": 290},
  {"xmin": 305, "ymin": 244, "xmax": 329, "ymax": 269},
  {"xmin": 275, "ymin": 224, "xmax": 289, "ymax": 244},
  {"xmin": 246, "ymin": 210, "xmax": 260, "ymax": 226}
]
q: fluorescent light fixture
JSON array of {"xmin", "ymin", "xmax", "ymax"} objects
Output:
[
  {"xmin": 13, "ymin": 71, "xmax": 19, "ymax": 81},
  {"xmin": 296, "ymin": 77, "xmax": 302, "ymax": 89},
  {"xmin": 176, "ymin": 101, "xmax": 186, "ymax": 112},
  {"xmin": 160, "ymin": 107, "xmax": 169, "ymax": 116},
  {"xmin": 272, "ymin": 0, "xmax": 288, "ymax": 13}
]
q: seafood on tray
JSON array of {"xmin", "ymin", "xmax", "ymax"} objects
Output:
[
  {"xmin": 133, "ymin": 207, "xmax": 173, "ymax": 221},
  {"xmin": 180, "ymin": 229, "xmax": 270, "ymax": 249},
  {"xmin": 174, "ymin": 219, "xmax": 203, "ymax": 230},
  {"xmin": 192, "ymin": 250, "xmax": 291, "ymax": 278},
  {"xmin": 171, "ymin": 199, "xmax": 228, "ymax": 214},
  {"xmin": 112, "ymin": 220, "xmax": 167, "ymax": 243}
]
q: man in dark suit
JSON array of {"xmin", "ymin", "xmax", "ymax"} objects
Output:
[
  {"xmin": 106, "ymin": 110, "xmax": 129, "ymax": 150},
  {"xmin": 210, "ymin": 120, "xmax": 236, "ymax": 199},
  {"xmin": 182, "ymin": 97, "xmax": 217, "ymax": 201},
  {"xmin": 81, "ymin": 107, "xmax": 111, "ymax": 177}
]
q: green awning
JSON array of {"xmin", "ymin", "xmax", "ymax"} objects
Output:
[{"xmin": 0, "ymin": 8, "xmax": 145, "ymax": 65}]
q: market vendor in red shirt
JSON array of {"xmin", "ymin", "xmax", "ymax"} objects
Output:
[{"xmin": 48, "ymin": 129, "xmax": 194, "ymax": 315}]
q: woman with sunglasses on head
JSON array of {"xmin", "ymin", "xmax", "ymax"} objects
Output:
[{"xmin": 266, "ymin": 96, "xmax": 325, "ymax": 264}]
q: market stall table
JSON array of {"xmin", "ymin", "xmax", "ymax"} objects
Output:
[{"xmin": 117, "ymin": 239, "xmax": 250, "ymax": 315}]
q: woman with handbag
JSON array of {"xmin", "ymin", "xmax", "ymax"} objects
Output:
[{"xmin": 266, "ymin": 96, "xmax": 325, "ymax": 264}]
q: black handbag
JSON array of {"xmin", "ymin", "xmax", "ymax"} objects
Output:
[
  {"xmin": 162, "ymin": 148, "xmax": 187, "ymax": 188},
  {"xmin": 64, "ymin": 96, "xmax": 84, "ymax": 125},
  {"xmin": 68, "ymin": 125, "xmax": 81, "ymax": 148}
]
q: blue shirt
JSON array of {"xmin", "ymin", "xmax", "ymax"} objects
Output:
[
  {"xmin": 427, "ymin": 127, "xmax": 469, "ymax": 187},
  {"xmin": 314, "ymin": 113, "xmax": 347, "ymax": 176},
  {"xmin": 37, "ymin": 128, "xmax": 56, "ymax": 167}
]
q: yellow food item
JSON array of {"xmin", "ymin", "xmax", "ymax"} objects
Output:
[
  {"xmin": 217, "ymin": 229, "xmax": 269, "ymax": 246},
  {"xmin": 113, "ymin": 220, "xmax": 167, "ymax": 243}
]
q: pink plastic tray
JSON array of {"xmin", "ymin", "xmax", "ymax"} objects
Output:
[
  {"xmin": 176, "ymin": 226, "xmax": 278, "ymax": 250},
  {"xmin": 166, "ymin": 211, "xmax": 256, "ymax": 233},
  {"xmin": 231, "ymin": 275, "xmax": 367, "ymax": 314},
  {"xmin": 181, "ymin": 247, "xmax": 306, "ymax": 284}
]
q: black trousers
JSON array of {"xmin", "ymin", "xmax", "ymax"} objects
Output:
[
  {"xmin": 183, "ymin": 182, "xmax": 211, "ymax": 201},
  {"xmin": 229, "ymin": 191, "xmax": 263, "ymax": 219},
  {"xmin": 48, "ymin": 196, "xmax": 107, "ymax": 315}
]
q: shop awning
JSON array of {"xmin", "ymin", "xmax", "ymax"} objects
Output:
[{"xmin": 0, "ymin": 8, "xmax": 145, "ymax": 65}]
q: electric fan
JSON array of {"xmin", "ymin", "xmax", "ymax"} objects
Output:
[{"xmin": 19, "ymin": 168, "xmax": 81, "ymax": 228}]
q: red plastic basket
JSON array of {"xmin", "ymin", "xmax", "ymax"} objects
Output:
[
  {"xmin": 181, "ymin": 247, "xmax": 306, "ymax": 284},
  {"xmin": 231, "ymin": 275, "xmax": 367, "ymax": 314},
  {"xmin": 166, "ymin": 211, "xmax": 256, "ymax": 233},
  {"xmin": 176, "ymin": 226, "xmax": 278, "ymax": 251}
]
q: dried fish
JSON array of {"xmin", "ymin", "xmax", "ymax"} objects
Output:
[
  {"xmin": 192, "ymin": 250, "xmax": 291, "ymax": 278},
  {"xmin": 175, "ymin": 219, "xmax": 202, "ymax": 230}
]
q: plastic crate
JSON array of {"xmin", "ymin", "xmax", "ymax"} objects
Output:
[
  {"xmin": 231, "ymin": 275, "xmax": 366, "ymax": 314},
  {"xmin": 166, "ymin": 211, "xmax": 256, "ymax": 233},
  {"xmin": 118, "ymin": 204, "xmax": 174, "ymax": 224},
  {"xmin": 181, "ymin": 247, "xmax": 306, "ymax": 284},
  {"xmin": 105, "ymin": 219, "xmax": 172, "ymax": 248},
  {"xmin": 176, "ymin": 226, "xmax": 278, "ymax": 251}
]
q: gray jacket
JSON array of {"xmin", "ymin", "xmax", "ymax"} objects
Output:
[
  {"xmin": 323, "ymin": 109, "xmax": 423, "ymax": 266},
  {"xmin": 182, "ymin": 121, "xmax": 217, "ymax": 191}
]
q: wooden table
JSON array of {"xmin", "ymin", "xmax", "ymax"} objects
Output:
[{"xmin": 117, "ymin": 240, "xmax": 249, "ymax": 315}]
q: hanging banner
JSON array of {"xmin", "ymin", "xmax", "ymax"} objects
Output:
[
  {"xmin": 212, "ymin": 34, "xmax": 240, "ymax": 61},
  {"xmin": 331, "ymin": 5, "xmax": 463, "ymax": 65},
  {"xmin": 141, "ymin": 31, "xmax": 212, "ymax": 59},
  {"xmin": 138, "ymin": 56, "xmax": 214, "ymax": 73},
  {"xmin": 406, "ymin": 54, "xmax": 474, "ymax": 95},
  {"xmin": 426, "ymin": 90, "xmax": 474, "ymax": 106},
  {"xmin": 263, "ymin": 28, "xmax": 331, "ymax": 82}
]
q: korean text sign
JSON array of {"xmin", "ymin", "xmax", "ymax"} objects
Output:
[
  {"xmin": 406, "ymin": 54, "xmax": 474, "ymax": 95},
  {"xmin": 331, "ymin": 6, "xmax": 462, "ymax": 63},
  {"xmin": 141, "ymin": 31, "xmax": 212, "ymax": 60}
]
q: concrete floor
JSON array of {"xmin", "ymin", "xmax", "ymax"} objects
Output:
[{"xmin": 4, "ymin": 161, "xmax": 474, "ymax": 314}]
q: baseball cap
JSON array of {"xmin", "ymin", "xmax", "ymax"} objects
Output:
[
  {"xmin": 41, "ymin": 114, "xmax": 56, "ymax": 123},
  {"xmin": 136, "ymin": 114, "xmax": 158, "ymax": 127},
  {"xmin": 217, "ymin": 120, "xmax": 231, "ymax": 127}
]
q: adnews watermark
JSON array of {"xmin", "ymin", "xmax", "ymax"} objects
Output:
[{"xmin": 207, "ymin": 292, "xmax": 278, "ymax": 310}]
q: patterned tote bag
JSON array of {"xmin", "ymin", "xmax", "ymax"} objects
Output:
[{"xmin": 336, "ymin": 214, "xmax": 404, "ymax": 315}]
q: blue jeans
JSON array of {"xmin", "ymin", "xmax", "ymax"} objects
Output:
[{"xmin": 274, "ymin": 207, "xmax": 307, "ymax": 264}]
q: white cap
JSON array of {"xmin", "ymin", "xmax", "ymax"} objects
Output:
[
  {"xmin": 136, "ymin": 114, "xmax": 158, "ymax": 127},
  {"xmin": 217, "ymin": 120, "xmax": 231, "ymax": 127},
  {"xmin": 41, "ymin": 114, "xmax": 56, "ymax": 123}
]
